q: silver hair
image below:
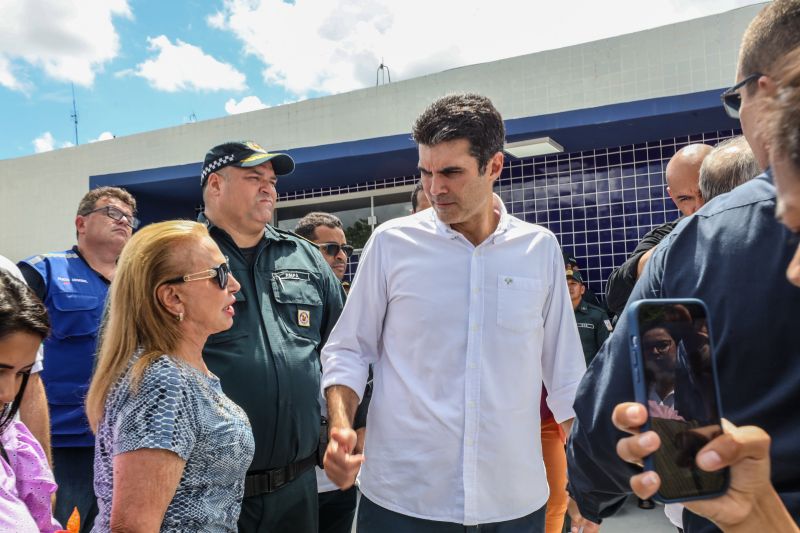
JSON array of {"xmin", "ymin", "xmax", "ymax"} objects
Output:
[{"xmin": 699, "ymin": 136, "xmax": 761, "ymax": 201}]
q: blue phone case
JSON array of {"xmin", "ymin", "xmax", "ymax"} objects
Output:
[{"xmin": 627, "ymin": 298, "xmax": 729, "ymax": 503}]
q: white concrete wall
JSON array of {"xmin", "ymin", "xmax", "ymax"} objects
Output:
[{"xmin": 0, "ymin": 3, "xmax": 762, "ymax": 261}]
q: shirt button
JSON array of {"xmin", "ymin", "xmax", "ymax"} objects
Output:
[
  {"xmin": 465, "ymin": 438, "xmax": 474, "ymax": 446},
  {"xmin": 468, "ymin": 401, "xmax": 476, "ymax": 408},
  {"xmin": 467, "ymin": 362, "xmax": 477, "ymax": 369}
]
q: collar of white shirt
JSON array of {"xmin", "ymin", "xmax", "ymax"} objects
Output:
[{"xmin": 430, "ymin": 193, "xmax": 511, "ymax": 241}]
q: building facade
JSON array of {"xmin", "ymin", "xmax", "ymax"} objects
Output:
[{"xmin": 0, "ymin": 4, "xmax": 759, "ymax": 300}]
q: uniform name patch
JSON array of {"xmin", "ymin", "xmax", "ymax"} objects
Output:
[
  {"xmin": 298, "ymin": 309, "xmax": 311, "ymax": 327},
  {"xmin": 273, "ymin": 271, "xmax": 311, "ymax": 282}
]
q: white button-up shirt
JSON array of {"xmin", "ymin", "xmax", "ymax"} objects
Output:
[{"xmin": 321, "ymin": 197, "xmax": 586, "ymax": 525}]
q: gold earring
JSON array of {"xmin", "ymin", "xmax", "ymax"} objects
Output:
[{"xmin": 177, "ymin": 312, "xmax": 184, "ymax": 322}]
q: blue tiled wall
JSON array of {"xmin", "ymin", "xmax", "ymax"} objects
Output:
[
  {"xmin": 279, "ymin": 174, "xmax": 419, "ymax": 202},
  {"xmin": 280, "ymin": 128, "xmax": 741, "ymax": 300}
]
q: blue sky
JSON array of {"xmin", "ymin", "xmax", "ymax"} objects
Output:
[{"xmin": 0, "ymin": 0, "xmax": 762, "ymax": 161}]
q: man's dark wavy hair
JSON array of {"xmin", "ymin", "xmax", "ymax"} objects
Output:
[
  {"xmin": 412, "ymin": 93, "xmax": 505, "ymax": 174},
  {"xmin": 0, "ymin": 269, "xmax": 49, "ymax": 434}
]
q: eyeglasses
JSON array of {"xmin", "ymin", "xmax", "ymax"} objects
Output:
[
  {"xmin": 165, "ymin": 262, "xmax": 231, "ymax": 290},
  {"xmin": 644, "ymin": 338, "xmax": 675, "ymax": 356},
  {"xmin": 317, "ymin": 242, "xmax": 354, "ymax": 258},
  {"xmin": 720, "ymin": 73, "xmax": 762, "ymax": 119},
  {"xmin": 81, "ymin": 205, "xmax": 140, "ymax": 229}
]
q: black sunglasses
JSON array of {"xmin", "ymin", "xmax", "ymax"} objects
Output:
[
  {"xmin": 81, "ymin": 205, "xmax": 140, "ymax": 229},
  {"xmin": 318, "ymin": 243, "xmax": 354, "ymax": 258},
  {"xmin": 720, "ymin": 73, "xmax": 762, "ymax": 119},
  {"xmin": 165, "ymin": 262, "xmax": 231, "ymax": 290}
]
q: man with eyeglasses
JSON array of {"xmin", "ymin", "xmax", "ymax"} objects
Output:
[
  {"xmin": 18, "ymin": 186, "xmax": 137, "ymax": 532},
  {"xmin": 293, "ymin": 211, "xmax": 369, "ymax": 533},
  {"xmin": 198, "ymin": 141, "xmax": 345, "ymax": 533},
  {"xmin": 566, "ymin": 2, "xmax": 800, "ymax": 532},
  {"xmin": 294, "ymin": 212, "xmax": 353, "ymax": 282}
]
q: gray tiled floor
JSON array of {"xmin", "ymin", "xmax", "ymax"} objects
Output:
[{"xmin": 590, "ymin": 496, "xmax": 677, "ymax": 533}]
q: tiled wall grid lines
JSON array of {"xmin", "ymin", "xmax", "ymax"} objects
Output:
[
  {"xmin": 278, "ymin": 175, "xmax": 420, "ymax": 201},
  {"xmin": 286, "ymin": 129, "xmax": 740, "ymax": 299}
]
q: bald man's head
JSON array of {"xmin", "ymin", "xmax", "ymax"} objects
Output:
[{"xmin": 666, "ymin": 143, "xmax": 713, "ymax": 216}]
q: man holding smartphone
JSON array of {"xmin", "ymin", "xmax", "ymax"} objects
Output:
[{"xmin": 566, "ymin": 2, "xmax": 800, "ymax": 532}]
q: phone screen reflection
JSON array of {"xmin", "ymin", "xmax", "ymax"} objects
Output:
[{"xmin": 638, "ymin": 302, "xmax": 726, "ymax": 500}]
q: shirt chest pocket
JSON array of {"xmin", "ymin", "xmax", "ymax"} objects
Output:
[
  {"xmin": 271, "ymin": 273, "xmax": 323, "ymax": 343},
  {"xmin": 49, "ymin": 292, "xmax": 102, "ymax": 339},
  {"xmin": 496, "ymin": 275, "xmax": 546, "ymax": 332}
]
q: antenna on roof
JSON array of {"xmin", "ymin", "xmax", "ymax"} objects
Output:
[
  {"xmin": 187, "ymin": 112, "xmax": 198, "ymax": 124},
  {"xmin": 376, "ymin": 58, "xmax": 391, "ymax": 86},
  {"xmin": 70, "ymin": 83, "xmax": 79, "ymax": 145}
]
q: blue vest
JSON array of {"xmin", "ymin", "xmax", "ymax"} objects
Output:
[{"xmin": 22, "ymin": 250, "xmax": 108, "ymax": 447}]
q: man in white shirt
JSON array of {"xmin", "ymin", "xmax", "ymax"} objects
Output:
[{"xmin": 321, "ymin": 93, "xmax": 586, "ymax": 531}]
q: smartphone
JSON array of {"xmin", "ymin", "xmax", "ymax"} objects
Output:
[{"xmin": 627, "ymin": 298, "xmax": 729, "ymax": 503}]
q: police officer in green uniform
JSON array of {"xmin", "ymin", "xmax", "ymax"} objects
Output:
[
  {"xmin": 198, "ymin": 141, "xmax": 345, "ymax": 533},
  {"xmin": 567, "ymin": 268, "xmax": 612, "ymax": 365},
  {"xmin": 563, "ymin": 251, "xmax": 605, "ymax": 311}
]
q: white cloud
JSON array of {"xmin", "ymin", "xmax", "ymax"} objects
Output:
[
  {"xmin": 89, "ymin": 131, "xmax": 115, "ymax": 143},
  {"xmin": 208, "ymin": 0, "xmax": 762, "ymax": 98},
  {"xmin": 114, "ymin": 68, "xmax": 135, "ymax": 79},
  {"xmin": 0, "ymin": 0, "xmax": 131, "ymax": 90},
  {"xmin": 32, "ymin": 132, "xmax": 73, "ymax": 153},
  {"xmin": 225, "ymin": 95, "xmax": 268, "ymax": 114},
  {"xmin": 32, "ymin": 132, "xmax": 55, "ymax": 153},
  {"xmin": 0, "ymin": 55, "xmax": 27, "ymax": 91},
  {"xmin": 133, "ymin": 35, "xmax": 247, "ymax": 92}
]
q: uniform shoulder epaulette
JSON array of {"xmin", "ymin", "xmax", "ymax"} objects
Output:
[
  {"xmin": 25, "ymin": 255, "xmax": 47, "ymax": 266},
  {"xmin": 274, "ymin": 227, "xmax": 318, "ymax": 246},
  {"xmin": 26, "ymin": 251, "xmax": 78, "ymax": 265},
  {"xmin": 585, "ymin": 301, "xmax": 608, "ymax": 314}
]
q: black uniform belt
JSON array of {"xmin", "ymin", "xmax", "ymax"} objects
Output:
[{"xmin": 244, "ymin": 453, "xmax": 317, "ymax": 497}]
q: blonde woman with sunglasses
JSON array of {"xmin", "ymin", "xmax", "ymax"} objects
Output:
[{"xmin": 86, "ymin": 220, "xmax": 254, "ymax": 532}]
